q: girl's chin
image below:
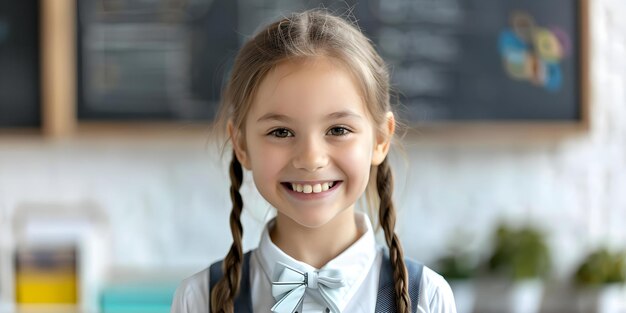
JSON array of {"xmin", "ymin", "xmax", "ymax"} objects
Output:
[{"xmin": 279, "ymin": 211, "xmax": 337, "ymax": 229}]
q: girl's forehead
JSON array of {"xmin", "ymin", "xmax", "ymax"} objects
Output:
[{"xmin": 249, "ymin": 57, "xmax": 369, "ymax": 119}]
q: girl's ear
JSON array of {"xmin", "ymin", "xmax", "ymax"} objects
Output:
[
  {"xmin": 372, "ymin": 112, "xmax": 395, "ymax": 166},
  {"xmin": 228, "ymin": 121, "xmax": 252, "ymax": 170}
]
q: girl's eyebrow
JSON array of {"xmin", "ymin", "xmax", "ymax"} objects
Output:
[
  {"xmin": 326, "ymin": 110, "xmax": 363, "ymax": 120},
  {"xmin": 256, "ymin": 110, "xmax": 363, "ymax": 123},
  {"xmin": 256, "ymin": 113, "xmax": 292, "ymax": 123}
]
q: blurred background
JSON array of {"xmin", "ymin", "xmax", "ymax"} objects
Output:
[{"xmin": 0, "ymin": 0, "xmax": 625, "ymax": 312}]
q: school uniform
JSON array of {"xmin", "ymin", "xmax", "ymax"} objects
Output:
[{"xmin": 171, "ymin": 212, "xmax": 456, "ymax": 313}]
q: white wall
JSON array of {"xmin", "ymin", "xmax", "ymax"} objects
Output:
[{"xmin": 0, "ymin": 0, "xmax": 624, "ymax": 290}]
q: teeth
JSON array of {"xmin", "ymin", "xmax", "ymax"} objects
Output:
[
  {"xmin": 313, "ymin": 184, "xmax": 322, "ymax": 193},
  {"xmin": 290, "ymin": 182, "xmax": 335, "ymax": 194},
  {"xmin": 303, "ymin": 185, "xmax": 313, "ymax": 193}
]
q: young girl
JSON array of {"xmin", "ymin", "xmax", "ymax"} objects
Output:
[{"xmin": 171, "ymin": 9, "xmax": 456, "ymax": 313}]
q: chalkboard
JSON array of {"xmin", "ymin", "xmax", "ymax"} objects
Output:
[
  {"xmin": 0, "ymin": 0, "xmax": 40, "ymax": 128},
  {"xmin": 76, "ymin": 0, "xmax": 239, "ymax": 121},
  {"xmin": 76, "ymin": 0, "xmax": 586, "ymax": 124}
]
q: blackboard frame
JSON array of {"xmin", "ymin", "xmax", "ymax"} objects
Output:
[
  {"xmin": 73, "ymin": 0, "xmax": 592, "ymax": 140},
  {"xmin": 1, "ymin": 0, "xmax": 590, "ymax": 139}
]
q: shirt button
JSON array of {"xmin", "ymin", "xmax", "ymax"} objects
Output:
[{"xmin": 325, "ymin": 308, "xmax": 330, "ymax": 313}]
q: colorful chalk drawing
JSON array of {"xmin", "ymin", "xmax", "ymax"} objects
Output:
[{"xmin": 498, "ymin": 11, "xmax": 571, "ymax": 92}]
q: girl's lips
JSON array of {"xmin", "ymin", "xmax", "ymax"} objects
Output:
[{"xmin": 281, "ymin": 181, "xmax": 342, "ymax": 200}]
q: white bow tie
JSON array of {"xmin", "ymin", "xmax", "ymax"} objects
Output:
[{"xmin": 271, "ymin": 262, "xmax": 346, "ymax": 313}]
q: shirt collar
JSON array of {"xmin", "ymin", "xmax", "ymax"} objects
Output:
[{"xmin": 256, "ymin": 211, "xmax": 377, "ymax": 310}]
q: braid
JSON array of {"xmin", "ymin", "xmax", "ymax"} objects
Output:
[
  {"xmin": 210, "ymin": 152, "xmax": 245, "ymax": 313},
  {"xmin": 377, "ymin": 158, "xmax": 411, "ymax": 313}
]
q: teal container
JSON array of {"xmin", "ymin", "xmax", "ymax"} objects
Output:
[{"xmin": 100, "ymin": 283, "xmax": 178, "ymax": 313}]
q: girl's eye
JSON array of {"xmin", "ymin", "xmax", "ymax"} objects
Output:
[
  {"xmin": 327, "ymin": 126, "xmax": 351, "ymax": 136},
  {"xmin": 269, "ymin": 128, "xmax": 294, "ymax": 138}
]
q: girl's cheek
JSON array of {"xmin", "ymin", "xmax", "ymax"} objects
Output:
[
  {"xmin": 336, "ymin": 138, "xmax": 374, "ymax": 178},
  {"xmin": 251, "ymin": 142, "xmax": 288, "ymax": 173}
]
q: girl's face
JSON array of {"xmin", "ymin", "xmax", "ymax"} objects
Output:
[{"xmin": 231, "ymin": 57, "xmax": 393, "ymax": 229}]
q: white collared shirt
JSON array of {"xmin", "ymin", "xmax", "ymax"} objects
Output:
[{"xmin": 171, "ymin": 213, "xmax": 456, "ymax": 313}]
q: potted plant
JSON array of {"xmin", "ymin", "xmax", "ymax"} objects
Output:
[
  {"xmin": 436, "ymin": 250, "xmax": 478, "ymax": 313},
  {"xmin": 475, "ymin": 224, "xmax": 551, "ymax": 313},
  {"xmin": 573, "ymin": 248, "xmax": 626, "ymax": 313}
]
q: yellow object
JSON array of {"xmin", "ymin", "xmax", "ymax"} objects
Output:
[
  {"xmin": 534, "ymin": 28, "xmax": 563, "ymax": 61},
  {"xmin": 15, "ymin": 272, "xmax": 78, "ymax": 304}
]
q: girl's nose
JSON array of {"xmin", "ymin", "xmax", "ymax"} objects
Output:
[{"xmin": 292, "ymin": 136, "xmax": 329, "ymax": 172}]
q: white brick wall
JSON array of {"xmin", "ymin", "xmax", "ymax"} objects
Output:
[{"xmin": 0, "ymin": 0, "xmax": 624, "ymax": 289}]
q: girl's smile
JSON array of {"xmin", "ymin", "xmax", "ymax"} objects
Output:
[{"xmin": 281, "ymin": 180, "xmax": 343, "ymax": 200}]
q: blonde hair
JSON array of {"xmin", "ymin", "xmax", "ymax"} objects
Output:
[{"xmin": 211, "ymin": 9, "xmax": 411, "ymax": 313}]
